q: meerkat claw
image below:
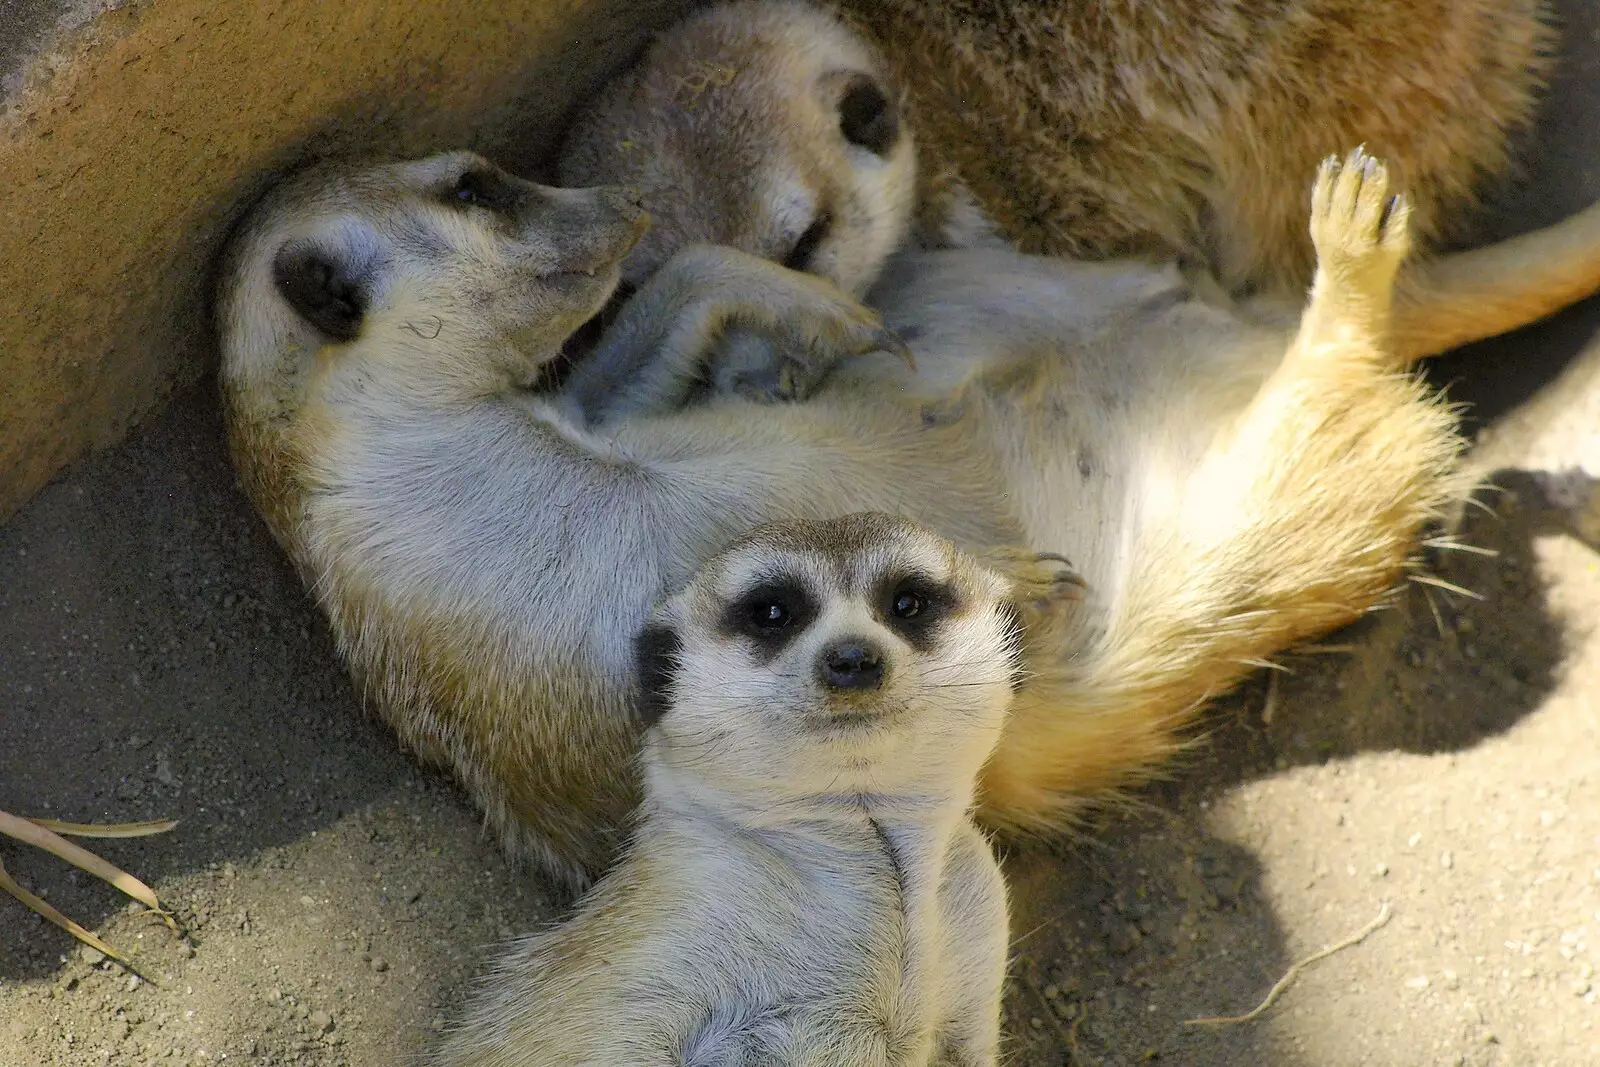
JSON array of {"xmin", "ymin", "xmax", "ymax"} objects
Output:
[
  {"xmin": 1032, "ymin": 551, "xmax": 1078, "ymax": 571},
  {"xmin": 1034, "ymin": 551, "xmax": 1087, "ymax": 595},
  {"xmin": 877, "ymin": 328, "xmax": 917, "ymax": 370}
]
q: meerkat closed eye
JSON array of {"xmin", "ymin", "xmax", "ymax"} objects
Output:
[{"xmin": 430, "ymin": 513, "xmax": 1076, "ymax": 1067}]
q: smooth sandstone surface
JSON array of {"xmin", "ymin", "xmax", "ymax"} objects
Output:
[{"xmin": 0, "ymin": 0, "xmax": 699, "ymax": 523}]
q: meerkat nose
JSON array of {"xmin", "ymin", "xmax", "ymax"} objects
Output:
[{"xmin": 819, "ymin": 640, "xmax": 884, "ymax": 691}]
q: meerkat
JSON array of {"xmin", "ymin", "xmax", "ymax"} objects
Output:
[
  {"xmin": 561, "ymin": 0, "xmax": 1600, "ymax": 376},
  {"xmin": 430, "ymin": 513, "xmax": 1077, "ymax": 1067},
  {"xmin": 557, "ymin": 0, "xmax": 931, "ymax": 402},
  {"xmin": 821, "ymin": 0, "xmax": 1557, "ymax": 300},
  {"xmin": 218, "ymin": 142, "xmax": 1550, "ymax": 888}
]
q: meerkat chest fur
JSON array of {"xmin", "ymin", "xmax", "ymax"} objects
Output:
[{"xmin": 640, "ymin": 785, "xmax": 987, "ymax": 1062}]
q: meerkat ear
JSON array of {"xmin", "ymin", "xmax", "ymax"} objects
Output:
[
  {"xmin": 835, "ymin": 72, "xmax": 900, "ymax": 157},
  {"xmin": 272, "ymin": 241, "xmax": 367, "ymax": 343},
  {"xmin": 633, "ymin": 623, "xmax": 684, "ymax": 729}
]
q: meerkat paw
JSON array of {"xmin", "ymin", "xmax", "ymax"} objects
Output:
[
  {"xmin": 712, "ymin": 285, "xmax": 914, "ymax": 404},
  {"xmin": 1309, "ymin": 146, "xmax": 1412, "ymax": 300},
  {"xmin": 977, "ymin": 547, "xmax": 1087, "ymax": 637},
  {"xmin": 708, "ymin": 329, "xmax": 841, "ymax": 405},
  {"xmin": 768, "ymin": 295, "xmax": 912, "ymax": 402}
]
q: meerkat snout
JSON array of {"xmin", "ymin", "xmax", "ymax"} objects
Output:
[{"xmin": 818, "ymin": 637, "xmax": 885, "ymax": 691}]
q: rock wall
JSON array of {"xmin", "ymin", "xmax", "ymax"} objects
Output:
[{"xmin": 0, "ymin": 0, "xmax": 700, "ymax": 522}]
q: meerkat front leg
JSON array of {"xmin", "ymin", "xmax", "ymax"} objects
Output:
[
  {"xmin": 560, "ymin": 244, "xmax": 910, "ymax": 427},
  {"xmin": 928, "ymin": 826, "xmax": 1008, "ymax": 1067}
]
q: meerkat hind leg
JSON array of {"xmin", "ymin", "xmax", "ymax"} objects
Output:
[
  {"xmin": 974, "ymin": 149, "xmax": 1462, "ymax": 832},
  {"xmin": 1178, "ymin": 146, "xmax": 1429, "ymax": 592}
]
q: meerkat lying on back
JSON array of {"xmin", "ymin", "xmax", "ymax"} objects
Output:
[
  {"xmin": 562, "ymin": 0, "xmax": 1600, "ymax": 366},
  {"xmin": 218, "ymin": 142, "xmax": 1495, "ymax": 888},
  {"xmin": 432, "ymin": 514, "xmax": 1075, "ymax": 1067}
]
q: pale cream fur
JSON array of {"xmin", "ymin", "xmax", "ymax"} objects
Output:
[
  {"xmin": 218, "ymin": 144, "xmax": 1472, "ymax": 888},
  {"xmin": 430, "ymin": 512, "xmax": 1059, "ymax": 1067}
]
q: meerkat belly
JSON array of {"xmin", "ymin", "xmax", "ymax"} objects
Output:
[
  {"xmin": 653, "ymin": 827, "xmax": 956, "ymax": 1066},
  {"xmin": 610, "ymin": 391, "xmax": 1027, "ymax": 562},
  {"xmin": 849, "ymin": 249, "xmax": 1300, "ymax": 622},
  {"xmin": 833, "ymin": 247, "xmax": 1194, "ymax": 400}
]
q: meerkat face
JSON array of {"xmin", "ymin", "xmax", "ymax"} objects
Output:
[
  {"xmin": 636, "ymin": 514, "xmax": 1021, "ymax": 803},
  {"xmin": 215, "ymin": 150, "xmax": 648, "ymax": 419},
  {"xmin": 558, "ymin": 0, "xmax": 916, "ymax": 299}
]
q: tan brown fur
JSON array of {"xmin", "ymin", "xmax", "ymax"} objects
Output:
[
  {"xmin": 218, "ymin": 147, "xmax": 1478, "ymax": 888},
  {"xmin": 850, "ymin": 155, "xmax": 1465, "ymax": 827},
  {"xmin": 564, "ymin": 0, "xmax": 1600, "ymax": 373},
  {"xmin": 981, "ymin": 317, "xmax": 1462, "ymax": 825},
  {"xmin": 827, "ymin": 0, "xmax": 1556, "ymax": 296}
]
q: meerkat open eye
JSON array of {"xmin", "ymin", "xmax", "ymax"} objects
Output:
[
  {"xmin": 750, "ymin": 600, "xmax": 792, "ymax": 629},
  {"xmin": 783, "ymin": 212, "xmax": 832, "ymax": 272},
  {"xmin": 443, "ymin": 168, "xmax": 524, "ymax": 214},
  {"xmin": 724, "ymin": 581, "xmax": 816, "ymax": 651},
  {"xmin": 890, "ymin": 590, "xmax": 923, "ymax": 619},
  {"xmin": 837, "ymin": 73, "xmax": 899, "ymax": 158},
  {"xmin": 879, "ymin": 576, "xmax": 952, "ymax": 649}
]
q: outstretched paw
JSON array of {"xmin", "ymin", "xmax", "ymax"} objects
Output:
[
  {"xmin": 716, "ymin": 265, "xmax": 915, "ymax": 403},
  {"xmin": 1309, "ymin": 146, "xmax": 1412, "ymax": 295}
]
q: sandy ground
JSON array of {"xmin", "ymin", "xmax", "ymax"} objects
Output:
[{"xmin": 5, "ymin": 8, "xmax": 1600, "ymax": 1067}]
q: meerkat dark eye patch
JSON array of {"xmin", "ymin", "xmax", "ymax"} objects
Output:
[
  {"xmin": 633, "ymin": 624, "xmax": 683, "ymax": 729},
  {"xmin": 838, "ymin": 74, "xmax": 899, "ymax": 157},
  {"xmin": 443, "ymin": 168, "xmax": 526, "ymax": 215},
  {"xmin": 783, "ymin": 213, "xmax": 832, "ymax": 272},
  {"xmin": 876, "ymin": 574, "xmax": 953, "ymax": 652},
  {"xmin": 272, "ymin": 243, "xmax": 365, "ymax": 343},
  {"xmin": 721, "ymin": 581, "xmax": 817, "ymax": 661}
]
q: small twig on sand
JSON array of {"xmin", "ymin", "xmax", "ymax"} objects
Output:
[
  {"xmin": 1067, "ymin": 1011, "xmax": 1087, "ymax": 1064},
  {"xmin": 1183, "ymin": 901, "xmax": 1393, "ymax": 1026}
]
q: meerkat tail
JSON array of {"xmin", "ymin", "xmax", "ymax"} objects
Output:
[{"xmin": 1392, "ymin": 198, "xmax": 1600, "ymax": 361}]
